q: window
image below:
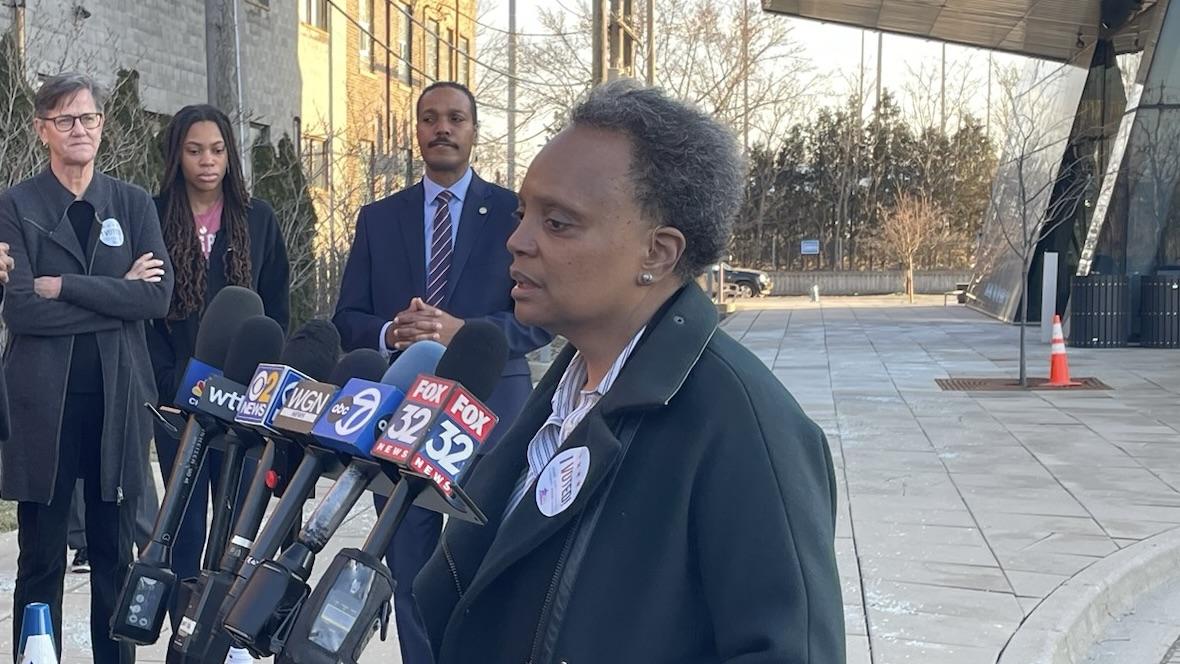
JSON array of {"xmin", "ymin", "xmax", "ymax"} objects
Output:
[
  {"xmin": 457, "ymin": 37, "xmax": 470, "ymax": 87},
  {"xmin": 303, "ymin": 137, "xmax": 329, "ymax": 189},
  {"xmin": 249, "ymin": 122, "xmax": 271, "ymax": 149},
  {"xmin": 444, "ymin": 28, "xmax": 454, "ymax": 80},
  {"xmin": 427, "ymin": 19, "xmax": 440, "ymax": 82},
  {"xmin": 359, "ymin": 0, "xmax": 374, "ymax": 68},
  {"xmin": 398, "ymin": 4, "xmax": 412, "ymax": 84},
  {"xmin": 303, "ymin": 0, "xmax": 329, "ymax": 30}
]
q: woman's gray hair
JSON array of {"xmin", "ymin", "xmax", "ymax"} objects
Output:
[
  {"xmin": 34, "ymin": 72, "xmax": 107, "ymax": 117},
  {"xmin": 568, "ymin": 78, "xmax": 743, "ymax": 279}
]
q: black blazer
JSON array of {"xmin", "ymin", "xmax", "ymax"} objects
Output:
[
  {"xmin": 0, "ymin": 286, "xmax": 7, "ymax": 442},
  {"xmin": 414, "ymin": 283, "xmax": 846, "ymax": 664},
  {"xmin": 146, "ymin": 196, "xmax": 290, "ymax": 404}
]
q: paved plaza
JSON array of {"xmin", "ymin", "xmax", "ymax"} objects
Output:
[
  {"xmin": 724, "ymin": 296, "xmax": 1180, "ymax": 664},
  {"xmin": 3, "ymin": 294, "xmax": 1180, "ymax": 663}
]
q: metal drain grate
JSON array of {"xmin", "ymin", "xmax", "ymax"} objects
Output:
[{"xmin": 936, "ymin": 377, "xmax": 1111, "ymax": 391}]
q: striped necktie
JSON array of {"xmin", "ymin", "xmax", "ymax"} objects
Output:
[{"xmin": 427, "ymin": 190, "xmax": 454, "ymax": 306}]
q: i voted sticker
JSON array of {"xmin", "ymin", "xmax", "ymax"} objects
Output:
[
  {"xmin": 535, "ymin": 446, "xmax": 590, "ymax": 517},
  {"xmin": 99, "ymin": 218, "xmax": 124, "ymax": 247}
]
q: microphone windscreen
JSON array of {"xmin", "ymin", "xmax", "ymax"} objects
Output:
[
  {"xmin": 382, "ymin": 341, "xmax": 446, "ymax": 392},
  {"xmin": 223, "ymin": 316, "xmax": 286, "ymax": 384},
  {"xmin": 280, "ymin": 320, "xmax": 341, "ymax": 381},
  {"xmin": 194, "ymin": 286, "xmax": 265, "ymax": 367},
  {"xmin": 435, "ymin": 321, "xmax": 508, "ymax": 402},
  {"xmin": 328, "ymin": 349, "xmax": 389, "ymax": 386}
]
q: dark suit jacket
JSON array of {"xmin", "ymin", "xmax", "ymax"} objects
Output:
[
  {"xmin": 414, "ymin": 283, "xmax": 846, "ymax": 664},
  {"xmin": 0, "ymin": 285, "xmax": 7, "ymax": 442},
  {"xmin": 332, "ymin": 172, "xmax": 551, "ymax": 429}
]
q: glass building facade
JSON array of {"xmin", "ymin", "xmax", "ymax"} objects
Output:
[{"xmin": 971, "ymin": 0, "xmax": 1180, "ymax": 324}]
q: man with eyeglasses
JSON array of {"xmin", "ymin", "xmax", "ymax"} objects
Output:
[{"xmin": 0, "ymin": 72, "xmax": 173, "ymax": 664}]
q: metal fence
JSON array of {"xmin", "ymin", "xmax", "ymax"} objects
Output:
[{"xmin": 767, "ymin": 270, "xmax": 974, "ymax": 296}]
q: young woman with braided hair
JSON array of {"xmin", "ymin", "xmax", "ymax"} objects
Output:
[{"xmin": 145, "ymin": 104, "xmax": 290, "ymax": 607}]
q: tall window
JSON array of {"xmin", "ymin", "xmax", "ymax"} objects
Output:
[
  {"xmin": 303, "ymin": 0, "xmax": 329, "ymax": 30},
  {"xmin": 457, "ymin": 37, "xmax": 470, "ymax": 87},
  {"xmin": 303, "ymin": 137, "xmax": 329, "ymax": 189},
  {"xmin": 398, "ymin": 4, "xmax": 412, "ymax": 84},
  {"xmin": 427, "ymin": 19, "xmax": 440, "ymax": 82},
  {"xmin": 359, "ymin": 0, "xmax": 374, "ymax": 68},
  {"xmin": 444, "ymin": 28, "xmax": 454, "ymax": 80}
]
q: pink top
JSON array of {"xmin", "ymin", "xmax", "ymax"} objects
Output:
[{"xmin": 194, "ymin": 199, "xmax": 223, "ymax": 260}]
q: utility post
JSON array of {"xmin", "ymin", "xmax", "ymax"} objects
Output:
[
  {"xmin": 645, "ymin": 0, "xmax": 654, "ymax": 84},
  {"xmin": 507, "ymin": 0, "xmax": 517, "ymax": 188},
  {"xmin": 592, "ymin": 0, "xmax": 636, "ymax": 84},
  {"xmin": 5, "ymin": 0, "xmax": 25, "ymax": 61},
  {"xmin": 205, "ymin": 0, "xmax": 248, "ymax": 179}
]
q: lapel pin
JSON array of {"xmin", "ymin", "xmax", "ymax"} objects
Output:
[{"xmin": 478, "ymin": 206, "xmax": 488, "ymax": 215}]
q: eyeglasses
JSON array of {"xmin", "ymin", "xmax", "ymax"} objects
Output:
[{"xmin": 39, "ymin": 112, "xmax": 103, "ymax": 132}]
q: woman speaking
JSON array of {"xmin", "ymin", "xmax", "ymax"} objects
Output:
[
  {"xmin": 414, "ymin": 79, "xmax": 845, "ymax": 663},
  {"xmin": 0, "ymin": 72, "xmax": 173, "ymax": 664}
]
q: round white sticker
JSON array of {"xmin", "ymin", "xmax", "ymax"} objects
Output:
[
  {"xmin": 99, "ymin": 218, "xmax": 124, "ymax": 247},
  {"xmin": 535, "ymin": 446, "xmax": 591, "ymax": 517}
]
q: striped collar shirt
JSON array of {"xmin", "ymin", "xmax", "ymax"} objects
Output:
[{"xmin": 504, "ymin": 327, "xmax": 646, "ymax": 518}]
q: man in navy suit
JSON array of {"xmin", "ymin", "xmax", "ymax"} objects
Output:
[
  {"xmin": 333, "ymin": 82, "xmax": 551, "ymax": 664},
  {"xmin": 0, "ymin": 241, "xmax": 11, "ymax": 442}
]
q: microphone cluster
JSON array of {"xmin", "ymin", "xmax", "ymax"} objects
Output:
[{"xmin": 111, "ymin": 287, "xmax": 509, "ymax": 664}]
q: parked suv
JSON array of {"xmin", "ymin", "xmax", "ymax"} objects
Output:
[{"xmin": 708, "ymin": 263, "xmax": 772, "ymax": 297}]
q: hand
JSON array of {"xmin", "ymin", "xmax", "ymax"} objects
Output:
[
  {"xmin": 386, "ymin": 297, "xmax": 465, "ymax": 350},
  {"xmin": 33, "ymin": 276, "xmax": 62, "ymax": 299},
  {"xmin": 124, "ymin": 252, "xmax": 166, "ymax": 282},
  {"xmin": 0, "ymin": 242, "xmax": 12, "ymax": 285}
]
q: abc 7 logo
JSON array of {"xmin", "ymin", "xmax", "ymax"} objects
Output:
[{"xmin": 328, "ymin": 388, "xmax": 381, "ymax": 437}]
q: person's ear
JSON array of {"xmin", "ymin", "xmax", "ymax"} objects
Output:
[{"xmin": 638, "ymin": 225, "xmax": 686, "ymax": 286}]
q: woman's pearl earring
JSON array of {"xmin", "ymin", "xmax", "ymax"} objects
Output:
[{"xmin": 639, "ymin": 272, "xmax": 654, "ymax": 285}]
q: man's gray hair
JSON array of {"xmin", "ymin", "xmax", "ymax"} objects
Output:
[
  {"xmin": 34, "ymin": 72, "xmax": 107, "ymax": 117},
  {"xmin": 569, "ymin": 78, "xmax": 743, "ymax": 279}
]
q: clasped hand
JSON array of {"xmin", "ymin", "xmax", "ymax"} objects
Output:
[{"xmin": 385, "ymin": 297, "xmax": 465, "ymax": 350}]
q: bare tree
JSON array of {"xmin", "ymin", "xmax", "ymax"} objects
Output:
[
  {"xmin": 877, "ymin": 192, "xmax": 948, "ymax": 302},
  {"xmin": 979, "ymin": 59, "xmax": 1094, "ymax": 385}
]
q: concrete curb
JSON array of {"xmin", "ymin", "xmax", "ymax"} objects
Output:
[{"xmin": 996, "ymin": 525, "xmax": 1180, "ymax": 664}]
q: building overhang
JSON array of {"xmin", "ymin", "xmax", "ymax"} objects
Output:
[{"xmin": 761, "ymin": 0, "xmax": 1158, "ymax": 61}]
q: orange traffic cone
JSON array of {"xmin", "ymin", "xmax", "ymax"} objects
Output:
[{"xmin": 1048, "ymin": 315, "xmax": 1080, "ymax": 387}]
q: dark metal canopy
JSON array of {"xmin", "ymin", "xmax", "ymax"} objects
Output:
[{"xmin": 760, "ymin": 0, "xmax": 1157, "ymax": 61}]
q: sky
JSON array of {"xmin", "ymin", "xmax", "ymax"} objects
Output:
[{"xmin": 473, "ymin": 0, "xmax": 1033, "ymax": 166}]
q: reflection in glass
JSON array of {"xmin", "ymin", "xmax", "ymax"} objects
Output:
[{"xmin": 970, "ymin": 45, "xmax": 1095, "ymax": 321}]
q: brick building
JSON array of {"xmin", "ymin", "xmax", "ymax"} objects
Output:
[{"xmin": 1, "ymin": 0, "xmax": 301, "ymax": 150}]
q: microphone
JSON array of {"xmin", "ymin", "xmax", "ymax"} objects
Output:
[
  {"xmin": 202, "ymin": 317, "xmax": 287, "ymax": 569},
  {"xmin": 235, "ymin": 320, "xmax": 340, "ymax": 435},
  {"xmin": 164, "ymin": 323, "xmax": 344, "ymax": 664},
  {"xmin": 167, "ymin": 286, "xmax": 265, "ymax": 416},
  {"xmin": 111, "ymin": 306, "xmax": 276, "ymax": 647},
  {"xmin": 221, "ymin": 342, "xmax": 446, "ymax": 657},
  {"xmin": 279, "ymin": 322, "xmax": 508, "ymax": 664}
]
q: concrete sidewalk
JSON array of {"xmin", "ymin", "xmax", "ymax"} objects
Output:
[
  {"xmin": 0, "ymin": 474, "xmax": 403, "ymax": 663},
  {"xmin": 722, "ymin": 295, "xmax": 1180, "ymax": 664}
]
